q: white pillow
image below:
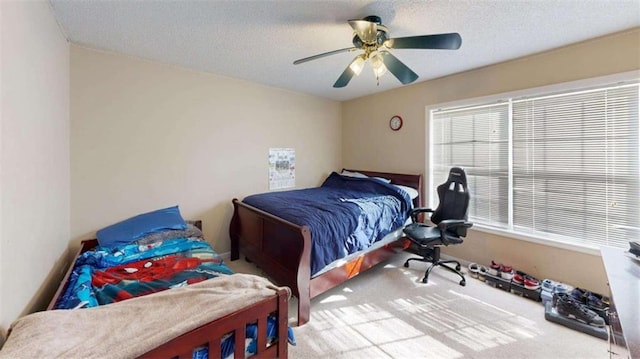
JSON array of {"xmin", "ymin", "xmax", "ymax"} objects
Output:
[
  {"xmin": 372, "ymin": 176, "xmax": 391, "ymax": 184},
  {"xmin": 394, "ymin": 184, "xmax": 419, "ymax": 200},
  {"xmin": 341, "ymin": 170, "xmax": 391, "ymax": 184},
  {"xmin": 341, "ymin": 171, "xmax": 418, "ymax": 199},
  {"xmin": 341, "ymin": 170, "xmax": 368, "ymax": 179}
]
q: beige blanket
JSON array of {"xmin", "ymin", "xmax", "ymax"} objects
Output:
[{"xmin": 0, "ymin": 274, "xmax": 288, "ymax": 359}]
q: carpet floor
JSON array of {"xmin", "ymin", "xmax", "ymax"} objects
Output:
[{"xmin": 227, "ymin": 251, "xmax": 608, "ymax": 359}]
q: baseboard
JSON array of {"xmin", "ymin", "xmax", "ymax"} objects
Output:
[{"xmin": 219, "ymin": 251, "xmax": 231, "ymax": 261}]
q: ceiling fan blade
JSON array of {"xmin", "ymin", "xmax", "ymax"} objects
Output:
[
  {"xmin": 380, "ymin": 51, "xmax": 419, "ymax": 85},
  {"xmin": 348, "ymin": 19, "xmax": 378, "ymax": 44},
  {"xmin": 385, "ymin": 33, "xmax": 462, "ymax": 50},
  {"xmin": 333, "ymin": 57, "xmax": 361, "ymax": 88},
  {"xmin": 293, "ymin": 47, "xmax": 357, "ymax": 65}
]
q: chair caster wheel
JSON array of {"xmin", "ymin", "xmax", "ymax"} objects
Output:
[
  {"xmin": 459, "ymin": 279, "xmax": 466, "ymax": 286},
  {"xmin": 404, "ymin": 262, "xmax": 409, "ymax": 268},
  {"xmin": 456, "ymin": 264, "xmax": 461, "ymax": 271},
  {"xmin": 422, "ymin": 277, "xmax": 428, "ymax": 284}
]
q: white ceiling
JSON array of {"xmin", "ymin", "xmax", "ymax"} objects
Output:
[{"xmin": 50, "ymin": 0, "xmax": 640, "ymax": 102}]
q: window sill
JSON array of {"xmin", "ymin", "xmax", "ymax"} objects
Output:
[{"xmin": 470, "ymin": 223, "xmax": 602, "ymax": 257}]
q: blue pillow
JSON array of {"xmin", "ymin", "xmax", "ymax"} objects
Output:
[{"xmin": 96, "ymin": 205, "xmax": 187, "ymax": 248}]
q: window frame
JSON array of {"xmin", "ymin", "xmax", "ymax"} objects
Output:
[{"xmin": 426, "ymin": 70, "xmax": 640, "ymax": 256}]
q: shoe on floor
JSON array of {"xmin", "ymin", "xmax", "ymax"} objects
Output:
[
  {"xmin": 513, "ymin": 270, "xmax": 527, "ymax": 284},
  {"xmin": 544, "ymin": 279, "xmax": 573, "ymax": 295},
  {"xmin": 468, "ymin": 263, "xmax": 480, "ymax": 278},
  {"xmin": 477, "ymin": 265, "xmax": 487, "ymax": 281},
  {"xmin": 500, "ymin": 265, "xmax": 514, "ymax": 280},
  {"xmin": 501, "ymin": 269, "xmax": 514, "ymax": 280},
  {"xmin": 570, "ymin": 287, "xmax": 609, "ymax": 309},
  {"xmin": 552, "ymin": 292, "xmax": 568, "ymax": 308},
  {"xmin": 587, "ymin": 292, "xmax": 610, "ymax": 310},
  {"xmin": 488, "ymin": 260, "xmax": 502, "ymax": 276},
  {"xmin": 572, "ymin": 288, "xmax": 610, "ymax": 310},
  {"xmin": 524, "ymin": 276, "xmax": 541, "ymax": 290},
  {"xmin": 542, "ymin": 279, "xmax": 556, "ymax": 292},
  {"xmin": 554, "ymin": 292, "xmax": 606, "ymax": 327},
  {"xmin": 570, "ymin": 287, "xmax": 589, "ymax": 303},
  {"xmin": 553, "ymin": 283, "xmax": 572, "ymax": 295}
]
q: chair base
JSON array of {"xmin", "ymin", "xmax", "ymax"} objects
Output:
[{"xmin": 404, "ymin": 246, "xmax": 466, "ymax": 286}]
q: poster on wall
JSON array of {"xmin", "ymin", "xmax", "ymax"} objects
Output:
[{"xmin": 269, "ymin": 148, "xmax": 295, "ymax": 190}]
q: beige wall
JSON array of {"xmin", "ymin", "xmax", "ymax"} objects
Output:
[
  {"xmin": 342, "ymin": 28, "xmax": 640, "ymax": 294},
  {"xmin": 70, "ymin": 47, "xmax": 342, "ymax": 254},
  {"xmin": 0, "ymin": 0, "xmax": 70, "ymax": 337}
]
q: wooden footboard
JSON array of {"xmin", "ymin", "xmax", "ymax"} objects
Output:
[
  {"xmin": 230, "ymin": 170, "xmax": 422, "ymax": 326},
  {"xmin": 230, "ymin": 199, "xmax": 313, "ymax": 325},
  {"xmin": 47, "ymin": 236, "xmax": 289, "ymax": 359},
  {"xmin": 140, "ymin": 288, "xmax": 289, "ymax": 359}
]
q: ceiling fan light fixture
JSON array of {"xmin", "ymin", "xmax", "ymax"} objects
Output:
[
  {"xmin": 370, "ymin": 51, "xmax": 387, "ymax": 79},
  {"xmin": 349, "ymin": 55, "xmax": 366, "ymax": 76},
  {"xmin": 373, "ymin": 63, "xmax": 387, "ymax": 78}
]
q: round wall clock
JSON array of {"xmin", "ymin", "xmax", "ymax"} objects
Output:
[{"xmin": 389, "ymin": 115, "xmax": 403, "ymax": 131}]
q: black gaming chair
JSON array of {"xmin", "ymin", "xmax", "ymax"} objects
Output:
[{"xmin": 403, "ymin": 167, "xmax": 473, "ymax": 286}]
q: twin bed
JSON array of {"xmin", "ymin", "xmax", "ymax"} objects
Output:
[
  {"xmin": 230, "ymin": 169, "xmax": 423, "ymax": 325},
  {"xmin": 1, "ymin": 220, "xmax": 292, "ymax": 359},
  {"xmin": 1, "ymin": 169, "xmax": 421, "ymax": 357}
]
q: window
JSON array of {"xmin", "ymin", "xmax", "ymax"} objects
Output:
[
  {"xmin": 430, "ymin": 80, "xmax": 639, "ymax": 250},
  {"xmin": 431, "ymin": 103, "xmax": 510, "ymax": 228}
]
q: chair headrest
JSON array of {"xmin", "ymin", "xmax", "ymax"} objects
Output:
[{"xmin": 448, "ymin": 167, "xmax": 467, "ymax": 185}]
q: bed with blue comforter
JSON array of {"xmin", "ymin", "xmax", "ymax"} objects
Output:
[
  {"xmin": 231, "ymin": 170, "xmax": 423, "ymax": 326},
  {"xmin": 242, "ymin": 172, "xmax": 413, "ymax": 276}
]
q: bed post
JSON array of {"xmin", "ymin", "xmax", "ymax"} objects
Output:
[
  {"xmin": 296, "ymin": 226, "xmax": 312, "ymax": 326},
  {"xmin": 277, "ymin": 289, "xmax": 289, "ymax": 357},
  {"xmin": 230, "ymin": 199, "xmax": 240, "ymax": 261}
]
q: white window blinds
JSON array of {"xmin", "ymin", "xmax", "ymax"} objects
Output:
[
  {"xmin": 430, "ymin": 81, "xmax": 639, "ymax": 250},
  {"xmin": 431, "ymin": 103, "xmax": 510, "ymax": 228},
  {"xmin": 512, "ymin": 85, "xmax": 639, "ymax": 248}
]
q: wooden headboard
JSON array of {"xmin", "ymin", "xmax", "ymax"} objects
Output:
[
  {"xmin": 187, "ymin": 220, "xmax": 203, "ymax": 231},
  {"xmin": 343, "ymin": 169, "xmax": 423, "ymax": 208}
]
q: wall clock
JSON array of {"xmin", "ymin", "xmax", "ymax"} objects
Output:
[{"xmin": 389, "ymin": 115, "xmax": 403, "ymax": 131}]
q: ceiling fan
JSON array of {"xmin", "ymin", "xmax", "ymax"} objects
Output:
[{"xmin": 293, "ymin": 15, "xmax": 462, "ymax": 88}]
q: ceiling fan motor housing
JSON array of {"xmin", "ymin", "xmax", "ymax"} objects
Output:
[
  {"xmin": 352, "ymin": 15, "xmax": 388, "ymax": 48},
  {"xmin": 351, "ymin": 27, "xmax": 388, "ymax": 48}
]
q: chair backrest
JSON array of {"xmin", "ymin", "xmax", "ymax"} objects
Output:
[{"xmin": 431, "ymin": 167, "xmax": 470, "ymax": 235}]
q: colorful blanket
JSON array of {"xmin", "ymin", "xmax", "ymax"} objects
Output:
[{"xmin": 56, "ymin": 237, "xmax": 234, "ymax": 309}]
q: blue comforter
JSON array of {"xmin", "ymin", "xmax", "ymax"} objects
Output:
[{"xmin": 242, "ymin": 172, "xmax": 412, "ymax": 276}]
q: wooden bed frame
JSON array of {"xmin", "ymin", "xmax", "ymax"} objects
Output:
[
  {"xmin": 47, "ymin": 221, "xmax": 289, "ymax": 359},
  {"xmin": 229, "ymin": 169, "xmax": 423, "ymax": 326}
]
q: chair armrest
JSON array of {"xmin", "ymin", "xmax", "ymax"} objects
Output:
[
  {"xmin": 437, "ymin": 220, "xmax": 474, "ymax": 244},
  {"xmin": 409, "ymin": 207, "xmax": 434, "ymax": 223},
  {"xmin": 437, "ymin": 219, "xmax": 473, "ymax": 231}
]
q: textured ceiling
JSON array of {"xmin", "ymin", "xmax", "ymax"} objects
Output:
[{"xmin": 50, "ymin": 0, "xmax": 640, "ymax": 101}]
